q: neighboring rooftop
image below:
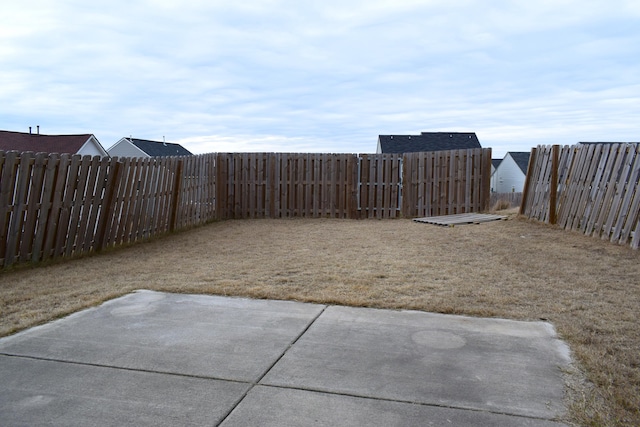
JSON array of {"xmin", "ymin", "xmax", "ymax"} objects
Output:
[
  {"xmin": 377, "ymin": 132, "xmax": 481, "ymax": 154},
  {"xmin": 128, "ymin": 138, "xmax": 193, "ymax": 157},
  {"xmin": 579, "ymin": 141, "xmax": 640, "ymax": 145},
  {"xmin": 0, "ymin": 129, "xmax": 103, "ymax": 155}
]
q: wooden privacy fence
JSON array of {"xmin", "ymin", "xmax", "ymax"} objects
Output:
[
  {"xmin": 520, "ymin": 143, "xmax": 640, "ymax": 249},
  {"xmin": 215, "ymin": 153, "xmax": 359, "ymax": 219},
  {"xmin": 0, "ymin": 152, "xmax": 215, "ymax": 268},
  {"xmin": 214, "ymin": 149, "xmax": 492, "ymax": 219},
  {"xmin": 0, "ymin": 148, "xmax": 491, "ymax": 268}
]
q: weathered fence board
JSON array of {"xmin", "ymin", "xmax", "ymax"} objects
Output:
[
  {"xmin": 402, "ymin": 149, "xmax": 491, "ymax": 218},
  {"xmin": 521, "ymin": 143, "xmax": 640, "ymax": 249}
]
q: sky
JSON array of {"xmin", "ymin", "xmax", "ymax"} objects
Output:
[{"xmin": 1, "ymin": 1, "xmax": 639, "ymax": 158}]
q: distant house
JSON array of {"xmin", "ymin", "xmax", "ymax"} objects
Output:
[
  {"xmin": 490, "ymin": 158, "xmax": 502, "ymax": 193},
  {"xmin": 579, "ymin": 141, "xmax": 640, "ymax": 145},
  {"xmin": 0, "ymin": 129, "xmax": 109, "ymax": 157},
  {"xmin": 492, "ymin": 152, "xmax": 531, "ymax": 193},
  {"xmin": 108, "ymin": 137, "xmax": 193, "ymax": 158},
  {"xmin": 377, "ymin": 132, "xmax": 481, "ymax": 154}
]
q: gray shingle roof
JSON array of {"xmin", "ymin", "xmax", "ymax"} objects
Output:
[
  {"xmin": 507, "ymin": 152, "xmax": 531, "ymax": 174},
  {"xmin": 492, "ymin": 158, "xmax": 502, "ymax": 169},
  {"xmin": 129, "ymin": 138, "xmax": 193, "ymax": 157},
  {"xmin": 378, "ymin": 132, "xmax": 481, "ymax": 154}
]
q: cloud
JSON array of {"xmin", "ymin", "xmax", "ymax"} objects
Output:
[{"xmin": 1, "ymin": 0, "xmax": 639, "ymax": 159}]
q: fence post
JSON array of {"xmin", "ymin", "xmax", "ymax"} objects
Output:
[
  {"xmin": 215, "ymin": 153, "xmax": 229, "ymax": 220},
  {"xmin": 169, "ymin": 159, "xmax": 184, "ymax": 232},
  {"xmin": 549, "ymin": 145, "xmax": 559, "ymax": 224},
  {"xmin": 481, "ymin": 148, "xmax": 492, "ymax": 211},
  {"xmin": 519, "ymin": 147, "xmax": 537, "ymax": 216},
  {"xmin": 401, "ymin": 153, "xmax": 410, "ymax": 217},
  {"xmin": 346, "ymin": 154, "xmax": 359, "ymax": 218}
]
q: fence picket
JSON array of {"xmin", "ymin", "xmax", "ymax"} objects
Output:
[
  {"xmin": 75, "ymin": 156, "xmax": 100, "ymax": 253},
  {"xmin": 591, "ymin": 145, "xmax": 625, "ymax": 238},
  {"xmin": 4, "ymin": 153, "xmax": 34, "ymax": 266},
  {"xmin": 20, "ymin": 153, "xmax": 47, "ymax": 263},
  {"xmin": 612, "ymin": 145, "xmax": 640, "ymax": 243},
  {"xmin": 616, "ymin": 145, "xmax": 640, "ymax": 245},
  {"xmin": 31, "ymin": 153, "xmax": 59, "ymax": 262},
  {"xmin": 603, "ymin": 145, "xmax": 634, "ymax": 241}
]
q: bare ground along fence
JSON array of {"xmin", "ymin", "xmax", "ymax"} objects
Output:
[
  {"xmin": 521, "ymin": 143, "xmax": 640, "ymax": 249},
  {"xmin": 0, "ymin": 149, "xmax": 492, "ymax": 268}
]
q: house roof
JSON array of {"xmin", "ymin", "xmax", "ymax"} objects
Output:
[
  {"xmin": 507, "ymin": 152, "xmax": 531, "ymax": 174},
  {"xmin": 0, "ymin": 130, "xmax": 95, "ymax": 155},
  {"xmin": 128, "ymin": 138, "xmax": 193, "ymax": 157},
  {"xmin": 579, "ymin": 141, "xmax": 640, "ymax": 145},
  {"xmin": 378, "ymin": 132, "xmax": 481, "ymax": 154},
  {"xmin": 492, "ymin": 159, "xmax": 502, "ymax": 169}
]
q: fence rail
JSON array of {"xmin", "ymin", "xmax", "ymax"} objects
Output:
[
  {"xmin": 521, "ymin": 143, "xmax": 640, "ymax": 249},
  {"xmin": 0, "ymin": 148, "xmax": 491, "ymax": 268}
]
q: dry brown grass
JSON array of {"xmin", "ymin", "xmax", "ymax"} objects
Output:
[
  {"xmin": 1, "ymin": 211, "xmax": 639, "ymax": 426},
  {"xmin": 492, "ymin": 198, "xmax": 513, "ymax": 211}
]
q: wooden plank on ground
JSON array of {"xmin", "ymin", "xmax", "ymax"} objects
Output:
[{"xmin": 413, "ymin": 213, "xmax": 506, "ymax": 226}]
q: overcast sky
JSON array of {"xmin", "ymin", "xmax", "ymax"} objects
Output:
[{"xmin": 1, "ymin": 1, "xmax": 639, "ymax": 157}]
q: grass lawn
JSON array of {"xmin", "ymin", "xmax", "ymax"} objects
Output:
[{"xmin": 1, "ymin": 211, "xmax": 639, "ymax": 426}]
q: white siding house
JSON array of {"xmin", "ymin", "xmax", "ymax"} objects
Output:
[
  {"xmin": 493, "ymin": 152, "xmax": 530, "ymax": 193},
  {"xmin": 490, "ymin": 159, "xmax": 501, "ymax": 193},
  {"xmin": 75, "ymin": 136, "xmax": 110, "ymax": 157}
]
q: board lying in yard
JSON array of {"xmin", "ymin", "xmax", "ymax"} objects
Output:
[{"xmin": 413, "ymin": 213, "xmax": 506, "ymax": 226}]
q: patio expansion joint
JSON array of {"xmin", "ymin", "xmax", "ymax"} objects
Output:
[
  {"xmin": 0, "ymin": 352, "xmax": 250, "ymax": 386},
  {"xmin": 254, "ymin": 382, "xmax": 563, "ymax": 424},
  {"xmin": 216, "ymin": 304, "xmax": 329, "ymax": 426}
]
